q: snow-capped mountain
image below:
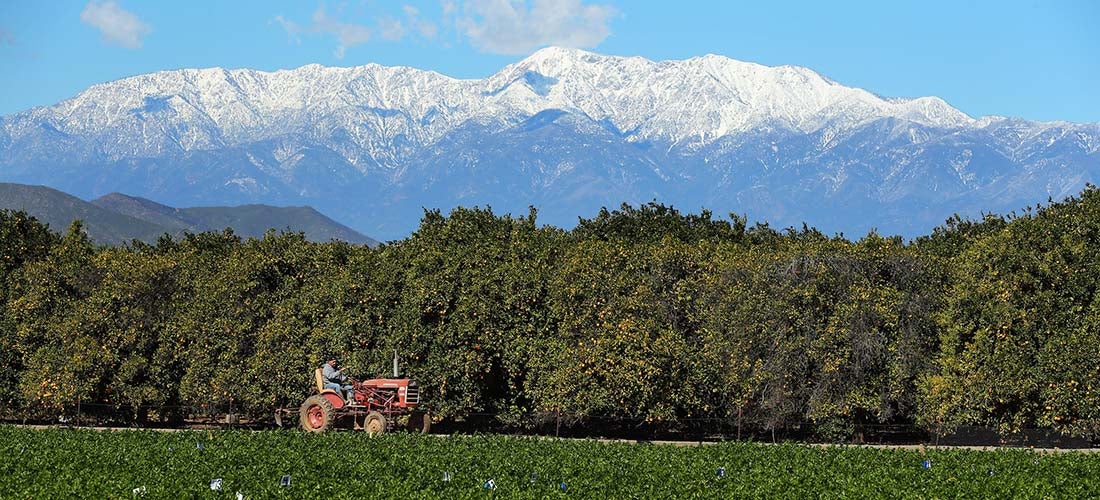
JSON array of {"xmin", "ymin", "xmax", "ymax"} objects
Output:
[{"xmin": 2, "ymin": 47, "xmax": 1097, "ymax": 240}]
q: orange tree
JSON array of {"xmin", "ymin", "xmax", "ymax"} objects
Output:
[
  {"xmin": 694, "ymin": 227, "xmax": 939, "ymax": 439},
  {"xmin": 373, "ymin": 207, "xmax": 564, "ymax": 421},
  {"xmin": 799, "ymin": 233, "xmax": 938, "ymax": 438},
  {"xmin": 60, "ymin": 243, "xmax": 180, "ymax": 421},
  {"xmin": 235, "ymin": 237, "xmax": 365, "ymax": 416},
  {"xmin": 532, "ymin": 218, "xmax": 718, "ymax": 424},
  {"xmin": 920, "ymin": 187, "xmax": 1100, "ymax": 438},
  {"xmin": 170, "ymin": 230, "xmax": 331, "ymax": 418},
  {"xmin": 7, "ymin": 222, "xmax": 101, "ymax": 415},
  {"xmin": 0, "ymin": 211, "xmax": 58, "ymax": 407}
]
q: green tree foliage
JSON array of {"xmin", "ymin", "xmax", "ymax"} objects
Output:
[
  {"xmin": 920, "ymin": 187, "xmax": 1100, "ymax": 437},
  {"xmin": 381, "ymin": 207, "xmax": 564, "ymax": 420},
  {"xmin": 8, "ymin": 222, "xmax": 100, "ymax": 412},
  {"xmin": 692, "ymin": 231, "xmax": 939, "ymax": 439},
  {"xmin": 0, "ymin": 210, "xmax": 58, "ymax": 280},
  {"xmin": 537, "ymin": 237, "xmax": 700, "ymax": 422},
  {"xmin": 573, "ymin": 202, "xmax": 746, "ymax": 244},
  {"xmin": 0, "ymin": 211, "xmax": 58, "ymax": 405},
  {"xmin": 1, "ymin": 193, "xmax": 1099, "ymax": 440}
]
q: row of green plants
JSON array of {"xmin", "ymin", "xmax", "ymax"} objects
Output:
[
  {"xmin": 1, "ymin": 186, "xmax": 1099, "ymax": 439},
  {"xmin": 2, "ymin": 426, "xmax": 1097, "ymax": 498}
]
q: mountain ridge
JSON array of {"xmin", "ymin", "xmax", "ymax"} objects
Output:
[
  {"xmin": 2, "ymin": 47, "xmax": 1098, "ymax": 240},
  {"xmin": 0, "ymin": 183, "xmax": 378, "ymax": 246}
]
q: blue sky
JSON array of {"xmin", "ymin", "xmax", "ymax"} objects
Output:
[{"xmin": 1, "ymin": 0, "xmax": 1097, "ymax": 122}]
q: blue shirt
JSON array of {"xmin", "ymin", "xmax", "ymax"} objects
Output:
[{"xmin": 322, "ymin": 364, "xmax": 345, "ymax": 385}]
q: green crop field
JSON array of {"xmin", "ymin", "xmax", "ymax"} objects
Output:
[{"xmin": 1, "ymin": 426, "xmax": 1098, "ymax": 498}]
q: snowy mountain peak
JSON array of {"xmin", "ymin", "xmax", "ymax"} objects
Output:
[
  {"xmin": 896, "ymin": 96, "xmax": 974, "ymax": 127},
  {"xmin": 1, "ymin": 48, "xmax": 1010, "ymax": 162},
  {"xmin": 521, "ymin": 45, "xmax": 597, "ymax": 63},
  {"xmin": 1, "ymin": 48, "xmax": 1097, "ymax": 242},
  {"xmin": 480, "ymin": 47, "xmax": 978, "ymax": 136}
]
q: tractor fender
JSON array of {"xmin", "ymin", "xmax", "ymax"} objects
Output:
[{"xmin": 320, "ymin": 391, "xmax": 345, "ymax": 409}]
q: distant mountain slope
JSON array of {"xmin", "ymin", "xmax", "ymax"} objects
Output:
[
  {"xmin": 178, "ymin": 204, "xmax": 375, "ymax": 245},
  {"xmin": 92, "ymin": 193, "xmax": 377, "ymax": 245},
  {"xmin": 0, "ymin": 183, "xmax": 171, "ymax": 244},
  {"xmin": 2, "ymin": 47, "xmax": 1098, "ymax": 239},
  {"xmin": 0, "ymin": 183, "xmax": 377, "ymax": 246},
  {"xmin": 89, "ymin": 192, "xmax": 198, "ymax": 232}
]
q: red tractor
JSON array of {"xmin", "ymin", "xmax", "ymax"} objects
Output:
[{"xmin": 276, "ymin": 353, "xmax": 429, "ymax": 434}]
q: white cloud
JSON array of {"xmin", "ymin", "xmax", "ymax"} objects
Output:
[
  {"xmin": 80, "ymin": 1, "xmax": 151, "ymax": 49},
  {"xmin": 277, "ymin": 1, "xmax": 612, "ymax": 57},
  {"xmin": 377, "ymin": 16, "xmax": 406, "ymax": 41},
  {"xmin": 442, "ymin": 0, "xmax": 458, "ymax": 17},
  {"xmin": 276, "ymin": 5, "xmax": 371, "ymax": 59},
  {"xmin": 313, "ymin": 6, "xmax": 371, "ymax": 58},
  {"xmin": 457, "ymin": 0, "xmax": 617, "ymax": 55},
  {"xmin": 403, "ymin": 4, "xmax": 438, "ymax": 39},
  {"xmin": 273, "ymin": 16, "xmax": 302, "ymax": 44},
  {"xmin": 418, "ymin": 21, "xmax": 439, "ymax": 39}
]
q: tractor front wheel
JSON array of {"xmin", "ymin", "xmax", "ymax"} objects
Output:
[
  {"xmin": 365, "ymin": 411, "xmax": 387, "ymax": 435},
  {"xmin": 299, "ymin": 395, "xmax": 335, "ymax": 433}
]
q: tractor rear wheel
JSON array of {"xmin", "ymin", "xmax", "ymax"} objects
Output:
[
  {"xmin": 406, "ymin": 411, "xmax": 431, "ymax": 433},
  {"xmin": 365, "ymin": 411, "xmax": 387, "ymax": 435},
  {"xmin": 299, "ymin": 395, "xmax": 335, "ymax": 433}
]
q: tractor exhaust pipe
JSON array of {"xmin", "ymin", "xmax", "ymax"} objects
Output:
[{"xmin": 393, "ymin": 349, "xmax": 399, "ymax": 378}]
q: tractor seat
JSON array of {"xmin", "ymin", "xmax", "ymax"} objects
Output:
[{"xmin": 314, "ymin": 368, "xmax": 340, "ymax": 396}]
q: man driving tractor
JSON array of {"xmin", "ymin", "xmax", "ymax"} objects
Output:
[
  {"xmin": 279, "ymin": 352, "xmax": 426, "ymax": 433},
  {"xmin": 321, "ymin": 358, "xmax": 355, "ymax": 405}
]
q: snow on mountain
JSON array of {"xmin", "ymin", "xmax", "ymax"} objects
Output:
[
  {"xmin": 3, "ymin": 47, "xmax": 978, "ymax": 159},
  {"xmin": 487, "ymin": 47, "xmax": 975, "ymax": 140},
  {"xmin": 1, "ymin": 47, "xmax": 1097, "ymax": 240}
]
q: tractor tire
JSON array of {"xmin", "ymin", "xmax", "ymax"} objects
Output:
[
  {"xmin": 299, "ymin": 395, "xmax": 335, "ymax": 433},
  {"xmin": 406, "ymin": 411, "xmax": 431, "ymax": 434},
  {"xmin": 365, "ymin": 411, "xmax": 387, "ymax": 435}
]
